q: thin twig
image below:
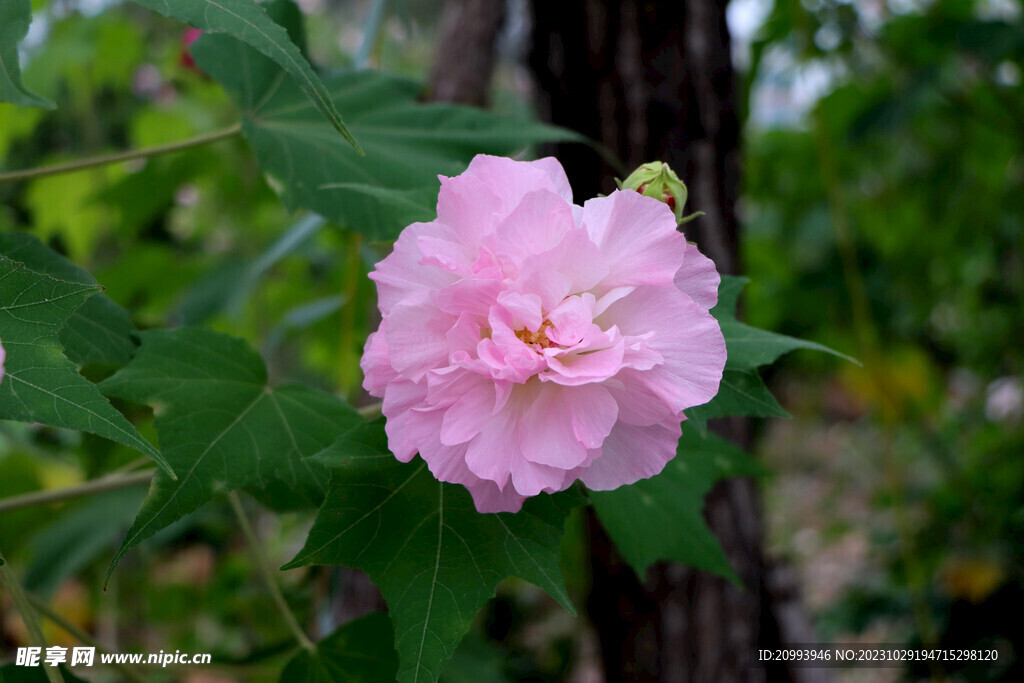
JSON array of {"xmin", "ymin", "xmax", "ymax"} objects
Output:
[
  {"xmin": 0, "ymin": 123, "xmax": 242, "ymax": 184},
  {"xmin": 0, "ymin": 470, "xmax": 154, "ymax": 515},
  {"xmin": 227, "ymin": 492, "xmax": 315, "ymax": 652}
]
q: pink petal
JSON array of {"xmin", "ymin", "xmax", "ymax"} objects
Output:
[
  {"xmin": 435, "ymin": 276, "xmax": 503, "ymax": 317},
  {"xmin": 417, "ymin": 234, "xmax": 473, "ymax": 276},
  {"xmin": 463, "ymin": 155, "xmax": 573, "ymax": 213},
  {"xmin": 383, "ymin": 383, "xmax": 439, "ymax": 462},
  {"xmin": 674, "ymin": 241, "xmax": 720, "ymax": 309},
  {"xmin": 579, "ymin": 419, "xmax": 682, "ymax": 490},
  {"xmin": 383, "ymin": 295, "xmax": 456, "ymax": 381},
  {"xmin": 440, "ymin": 379, "xmax": 497, "ymax": 445},
  {"xmin": 370, "ymin": 222, "xmax": 460, "ymax": 310},
  {"xmin": 360, "ymin": 328, "xmax": 396, "ymax": 397},
  {"xmin": 580, "ymin": 190, "xmax": 688, "ymax": 290},
  {"xmin": 542, "ymin": 340, "xmax": 625, "ymax": 386},
  {"xmin": 519, "ymin": 385, "xmax": 589, "ymax": 469},
  {"xmin": 496, "ymin": 290, "xmax": 544, "ymax": 332},
  {"xmin": 513, "ymin": 228, "xmax": 607, "ymax": 311},
  {"xmin": 597, "ymin": 285, "xmax": 725, "ymax": 412},
  {"xmin": 436, "ymin": 173, "xmax": 503, "ymax": 246},
  {"xmin": 482, "ymin": 190, "xmax": 575, "ymax": 267},
  {"xmin": 466, "ymin": 479, "xmax": 527, "ymax": 513},
  {"xmin": 568, "ymin": 384, "xmax": 619, "ymax": 448}
]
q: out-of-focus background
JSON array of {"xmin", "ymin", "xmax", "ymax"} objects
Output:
[{"xmin": 1, "ymin": 0, "xmax": 1021, "ymax": 680}]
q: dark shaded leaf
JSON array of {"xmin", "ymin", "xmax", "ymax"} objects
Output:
[
  {"xmin": 285, "ymin": 420, "xmax": 581, "ymax": 683},
  {"xmin": 590, "ymin": 430, "xmax": 764, "ymax": 582}
]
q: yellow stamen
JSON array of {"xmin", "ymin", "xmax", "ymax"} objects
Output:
[{"xmin": 516, "ymin": 321, "xmax": 553, "ymax": 348}]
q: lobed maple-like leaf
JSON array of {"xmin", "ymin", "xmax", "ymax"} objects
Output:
[
  {"xmin": 101, "ymin": 327, "xmax": 362, "ymax": 576},
  {"xmin": 0, "ymin": 255, "xmax": 168, "ymax": 473},
  {"xmin": 285, "ymin": 419, "xmax": 582, "ymax": 683}
]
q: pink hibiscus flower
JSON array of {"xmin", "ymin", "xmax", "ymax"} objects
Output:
[{"xmin": 361, "ymin": 155, "xmax": 726, "ymax": 512}]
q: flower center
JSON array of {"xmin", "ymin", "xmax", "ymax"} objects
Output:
[{"xmin": 516, "ymin": 320, "xmax": 554, "ymax": 349}]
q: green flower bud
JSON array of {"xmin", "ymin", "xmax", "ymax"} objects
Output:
[{"xmin": 618, "ymin": 161, "xmax": 701, "ymax": 225}]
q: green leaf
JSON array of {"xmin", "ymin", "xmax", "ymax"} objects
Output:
[
  {"xmin": 284, "ymin": 420, "xmax": 581, "ymax": 683},
  {"xmin": 0, "ymin": 234, "xmax": 135, "ymax": 366},
  {"xmin": 100, "ymin": 327, "xmax": 362, "ymax": 576},
  {"xmin": 0, "ymin": 0, "xmax": 54, "ymax": 109},
  {"xmin": 0, "ymin": 255, "xmax": 168, "ymax": 473},
  {"xmin": 686, "ymin": 369, "xmax": 790, "ymax": 425},
  {"xmin": 714, "ymin": 275, "xmax": 856, "ymax": 370},
  {"xmin": 683, "ymin": 275, "xmax": 854, "ymax": 425},
  {"xmin": 280, "ymin": 612, "xmax": 398, "ymax": 682},
  {"xmin": 130, "ymin": 0, "xmax": 359, "ymax": 151},
  {"xmin": 590, "ymin": 429, "xmax": 764, "ymax": 583},
  {"xmin": 190, "ymin": 23, "xmax": 581, "ymax": 240}
]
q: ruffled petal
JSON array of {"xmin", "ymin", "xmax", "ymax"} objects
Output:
[
  {"xmin": 674, "ymin": 241, "xmax": 720, "ymax": 309},
  {"xmin": 579, "ymin": 419, "xmax": 682, "ymax": 490},
  {"xmin": 580, "ymin": 190, "xmax": 688, "ymax": 290}
]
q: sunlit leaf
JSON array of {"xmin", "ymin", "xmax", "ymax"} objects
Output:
[
  {"xmin": 0, "ymin": 0, "xmax": 54, "ymax": 109},
  {"xmin": 284, "ymin": 419, "xmax": 581, "ymax": 683}
]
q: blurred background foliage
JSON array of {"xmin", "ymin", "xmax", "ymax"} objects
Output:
[
  {"xmin": 738, "ymin": 0, "xmax": 1024, "ymax": 675},
  {"xmin": 0, "ymin": 0, "xmax": 1021, "ymax": 680}
]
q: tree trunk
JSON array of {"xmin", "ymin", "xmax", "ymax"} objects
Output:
[
  {"xmin": 529, "ymin": 2, "xmax": 825, "ymax": 681},
  {"xmin": 429, "ymin": 0, "xmax": 506, "ymax": 106}
]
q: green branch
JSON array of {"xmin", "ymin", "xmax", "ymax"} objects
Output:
[
  {"xmin": 0, "ymin": 470, "xmax": 154, "ymax": 514},
  {"xmin": 0, "ymin": 123, "xmax": 243, "ymax": 184},
  {"xmin": 227, "ymin": 492, "xmax": 315, "ymax": 652}
]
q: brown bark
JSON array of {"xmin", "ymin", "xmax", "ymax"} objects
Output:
[{"xmin": 429, "ymin": 0, "xmax": 507, "ymax": 106}]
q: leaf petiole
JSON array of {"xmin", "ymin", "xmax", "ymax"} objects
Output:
[
  {"xmin": 0, "ymin": 470, "xmax": 154, "ymax": 515},
  {"xmin": 0, "ymin": 123, "xmax": 242, "ymax": 185},
  {"xmin": 227, "ymin": 492, "xmax": 315, "ymax": 653}
]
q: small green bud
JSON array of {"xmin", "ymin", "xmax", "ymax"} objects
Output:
[{"xmin": 619, "ymin": 161, "xmax": 702, "ymax": 225}]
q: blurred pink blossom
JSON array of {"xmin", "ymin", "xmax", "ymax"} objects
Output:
[
  {"xmin": 0, "ymin": 340, "xmax": 5, "ymax": 385},
  {"xmin": 180, "ymin": 27, "xmax": 204, "ymax": 71},
  {"xmin": 361, "ymin": 155, "xmax": 725, "ymax": 512}
]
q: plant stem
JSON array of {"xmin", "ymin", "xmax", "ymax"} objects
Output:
[
  {"xmin": 0, "ymin": 123, "xmax": 243, "ymax": 184},
  {"xmin": 0, "ymin": 470, "xmax": 154, "ymax": 514},
  {"xmin": 227, "ymin": 492, "xmax": 315, "ymax": 652},
  {"xmin": 25, "ymin": 593, "xmax": 148, "ymax": 683},
  {"xmin": 0, "ymin": 550, "xmax": 63, "ymax": 683}
]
